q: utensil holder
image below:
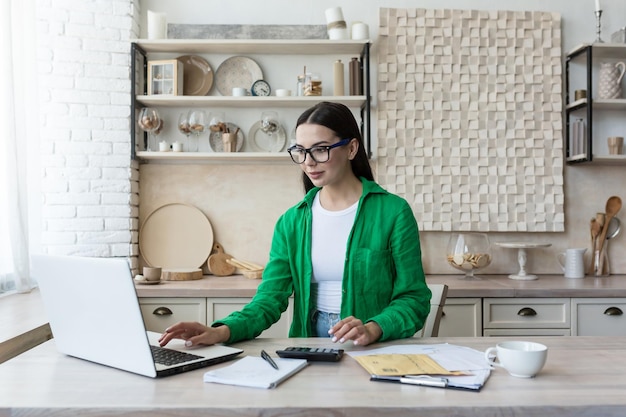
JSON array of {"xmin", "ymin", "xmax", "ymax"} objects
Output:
[
  {"xmin": 222, "ymin": 133, "xmax": 237, "ymax": 152},
  {"xmin": 592, "ymin": 245, "xmax": 610, "ymax": 276}
]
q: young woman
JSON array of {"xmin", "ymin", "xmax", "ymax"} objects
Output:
[{"xmin": 159, "ymin": 101, "xmax": 431, "ymax": 348}]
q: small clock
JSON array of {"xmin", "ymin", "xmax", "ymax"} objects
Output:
[{"xmin": 251, "ymin": 79, "xmax": 271, "ymax": 96}]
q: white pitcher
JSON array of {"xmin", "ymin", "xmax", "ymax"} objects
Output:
[
  {"xmin": 598, "ymin": 62, "xmax": 626, "ymax": 99},
  {"xmin": 557, "ymin": 248, "xmax": 587, "ymax": 279}
]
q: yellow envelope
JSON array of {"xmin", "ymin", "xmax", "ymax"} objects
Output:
[{"xmin": 354, "ymin": 354, "xmax": 463, "ymax": 376}]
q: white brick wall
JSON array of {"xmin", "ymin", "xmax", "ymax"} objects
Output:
[{"xmin": 37, "ymin": 0, "xmax": 141, "ymax": 269}]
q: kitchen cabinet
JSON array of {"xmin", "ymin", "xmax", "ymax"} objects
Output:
[
  {"xmin": 135, "ymin": 274, "xmax": 626, "ymax": 338},
  {"xmin": 139, "ymin": 297, "xmax": 206, "ymax": 332},
  {"xmin": 437, "ymin": 298, "xmax": 482, "ymax": 337},
  {"xmin": 483, "ymin": 298, "xmax": 571, "ymax": 336},
  {"xmin": 130, "ymin": 39, "xmax": 371, "ymax": 161},
  {"xmin": 564, "ymin": 43, "xmax": 626, "ymax": 165},
  {"xmin": 571, "ymin": 297, "xmax": 626, "ymax": 336},
  {"xmin": 206, "ymin": 297, "xmax": 294, "ymax": 338},
  {"xmin": 139, "ymin": 296, "xmax": 293, "ymax": 338}
]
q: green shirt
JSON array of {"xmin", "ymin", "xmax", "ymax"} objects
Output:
[{"xmin": 214, "ymin": 178, "xmax": 431, "ymax": 343}]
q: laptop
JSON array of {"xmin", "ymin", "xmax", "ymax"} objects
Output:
[{"xmin": 32, "ymin": 254, "xmax": 243, "ymax": 378}]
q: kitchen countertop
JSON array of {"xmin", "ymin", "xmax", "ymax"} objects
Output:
[{"xmin": 134, "ymin": 274, "xmax": 626, "ymax": 298}]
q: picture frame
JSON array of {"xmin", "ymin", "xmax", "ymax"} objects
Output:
[{"xmin": 147, "ymin": 59, "xmax": 183, "ymax": 95}]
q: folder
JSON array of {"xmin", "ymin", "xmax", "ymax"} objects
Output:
[{"xmin": 349, "ymin": 343, "xmax": 491, "ymax": 392}]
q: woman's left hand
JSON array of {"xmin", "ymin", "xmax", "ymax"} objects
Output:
[{"xmin": 328, "ymin": 316, "xmax": 382, "ymax": 346}]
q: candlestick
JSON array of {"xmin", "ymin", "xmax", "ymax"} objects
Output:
[{"xmin": 595, "ymin": 9, "xmax": 604, "ymax": 43}]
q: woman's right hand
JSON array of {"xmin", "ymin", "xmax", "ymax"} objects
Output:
[{"xmin": 158, "ymin": 321, "xmax": 230, "ymax": 347}]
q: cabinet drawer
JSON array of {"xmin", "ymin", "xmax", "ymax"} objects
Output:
[
  {"xmin": 483, "ymin": 298, "xmax": 570, "ymax": 329},
  {"xmin": 484, "ymin": 328, "xmax": 570, "ymax": 337},
  {"xmin": 139, "ymin": 297, "xmax": 207, "ymax": 332},
  {"xmin": 206, "ymin": 297, "xmax": 293, "ymax": 338},
  {"xmin": 572, "ymin": 298, "xmax": 626, "ymax": 336},
  {"xmin": 438, "ymin": 298, "xmax": 482, "ymax": 337}
]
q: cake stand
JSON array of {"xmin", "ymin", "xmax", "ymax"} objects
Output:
[{"xmin": 495, "ymin": 242, "xmax": 552, "ymax": 280}]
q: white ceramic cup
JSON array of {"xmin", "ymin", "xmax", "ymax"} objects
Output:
[
  {"xmin": 325, "ymin": 7, "xmax": 344, "ymax": 23},
  {"xmin": 328, "ymin": 27, "xmax": 349, "ymax": 40},
  {"xmin": 158, "ymin": 141, "xmax": 169, "ymax": 152},
  {"xmin": 275, "ymin": 89, "xmax": 291, "ymax": 97},
  {"xmin": 485, "ymin": 341, "xmax": 548, "ymax": 378},
  {"xmin": 172, "ymin": 141, "xmax": 183, "ymax": 152},
  {"xmin": 556, "ymin": 248, "xmax": 587, "ymax": 279},
  {"xmin": 351, "ymin": 22, "xmax": 370, "ymax": 40},
  {"xmin": 232, "ymin": 87, "xmax": 247, "ymax": 96},
  {"xmin": 143, "ymin": 266, "xmax": 162, "ymax": 282}
]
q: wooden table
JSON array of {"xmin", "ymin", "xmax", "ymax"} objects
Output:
[
  {"xmin": 0, "ymin": 289, "xmax": 51, "ymax": 364},
  {"xmin": 1, "ymin": 336, "xmax": 625, "ymax": 416}
]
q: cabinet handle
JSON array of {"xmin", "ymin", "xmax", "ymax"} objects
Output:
[
  {"xmin": 603, "ymin": 307, "xmax": 623, "ymax": 316},
  {"xmin": 517, "ymin": 307, "xmax": 537, "ymax": 317},
  {"xmin": 152, "ymin": 307, "xmax": 173, "ymax": 316}
]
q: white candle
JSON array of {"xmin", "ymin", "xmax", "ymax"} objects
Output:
[{"xmin": 595, "ymin": 0, "xmax": 601, "ymax": 12}]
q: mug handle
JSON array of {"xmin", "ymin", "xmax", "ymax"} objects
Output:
[
  {"xmin": 484, "ymin": 347, "xmax": 503, "ymax": 368},
  {"xmin": 556, "ymin": 253, "xmax": 566, "ymax": 271},
  {"xmin": 616, "ymin": 62, "xmax": 626, "ymax": 84}
]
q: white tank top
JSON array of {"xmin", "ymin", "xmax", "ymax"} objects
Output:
[{"xmin": 310, "ymin": 192, "xmax": 358, "ymax": 313}]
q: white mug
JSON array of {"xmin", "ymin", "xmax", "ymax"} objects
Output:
[
  {"xmin": 275, "ymin": 89, "xmax": 291, "ymax": 97},
  {"xmin": 557, "ymin": 248, "xmax": 587, "ymax": 279},
  {"xmin": 485, "ymin": 341, "xmax": 548, "ymax": 378},
  {"xmin": 232, "ymin": 87, "xmax": 247, "ymax": 96},
  {"xmin": 172, "ymin": 141, "xmax": 183, "ymax": 152}
]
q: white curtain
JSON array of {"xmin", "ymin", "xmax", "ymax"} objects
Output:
[{"xmin": 0, "ymin": 0, "xmax": 39, "ymax": 295}]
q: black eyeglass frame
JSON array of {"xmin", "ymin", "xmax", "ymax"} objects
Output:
[{"xmin": 287, "ymin": 138, "xmax": 352, "ymax": 164}]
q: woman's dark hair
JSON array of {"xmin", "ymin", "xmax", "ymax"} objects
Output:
[{"xmin": 295, "ymin": 101, "xmax": 373, "ymax": 192}]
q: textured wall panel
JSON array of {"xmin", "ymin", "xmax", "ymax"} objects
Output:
[{"xmin": 377, "ymin": 8, "xmax": 565, "ymax": 232}]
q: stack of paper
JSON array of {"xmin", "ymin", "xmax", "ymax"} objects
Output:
[
  {"xmin": 348, "ymin": 343, "xmax": 491, "ymax": 391},
  {"xmin": 203, "ymin": 356, "xmax": 308, "ymax": 389}
]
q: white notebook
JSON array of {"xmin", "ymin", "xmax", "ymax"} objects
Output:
[{"xmin": 204, "ymin": 355, "xmax": 308, "ymax": 389}]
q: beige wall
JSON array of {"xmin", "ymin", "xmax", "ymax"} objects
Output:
[{"xmin": 138, "ymin": 0, "xmax": 626, "ymax": 276}]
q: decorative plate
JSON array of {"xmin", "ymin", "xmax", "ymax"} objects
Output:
[
  {"xmin": 215, "ymin": 56, "xmax": 263, "ymax": 96},
  {"xmin": 208, "ymin": 122, "xmax": 245, "ymax": 152},
  {"xmin": 248, "ymin": 120, "xmax": 287, "ymax": 152},
  {"xmin": 139, "ymin": 203, "xmax": 214, "ymax": 269},
  {"xmin": 177, "ymin": 55, "xmax": 213, "ymax": 96}
]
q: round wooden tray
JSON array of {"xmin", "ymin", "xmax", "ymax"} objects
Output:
[{"xmin": 139, "ymin": 203, "xmax": 214, "ymax": 269}]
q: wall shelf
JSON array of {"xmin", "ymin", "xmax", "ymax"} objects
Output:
[
  {"xmin": 564, "ymin": 43, "xmax": 626, "ymax": 165},
  {"xmin": 131, "ymin": 38, "xmax": 371, "ymax": 161},
  {"xmin": 135, "ymin": 95, "xmax": 366, "ymax": 108},
  {"xmin": 137, "ymin": 151, "xmax": 292, "ymax": 165},
  {"xmin": 133, "ymin": 39, "xmax": 369, "ymax": 55}
]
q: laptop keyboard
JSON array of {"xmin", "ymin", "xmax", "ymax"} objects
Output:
[{"xmin": 150, "ymin": 345, "xmax": 204, "ymax": 366}]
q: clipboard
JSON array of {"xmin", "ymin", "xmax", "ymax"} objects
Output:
[
  {"xmin": 349, "ymin": 344, "xmax": 491, "ymax": 392},
  {"xmin": 370, "ymin": 374, "xmax": 485, "ymax": 391}
]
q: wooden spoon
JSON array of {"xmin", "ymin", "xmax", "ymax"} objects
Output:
[
  {"xmin": 588, "ymin": 218, "xmax": 601, "ymax": 274},
  {"xmin": 596, "ymin": 196, "xmax": 622, "ymax": 273}
]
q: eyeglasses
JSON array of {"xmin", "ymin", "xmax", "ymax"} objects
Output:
[{"xmin": 287, "ymin": 138, "xmax": 352, "ymax": 164}]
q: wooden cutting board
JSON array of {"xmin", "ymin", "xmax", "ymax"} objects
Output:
[
  {"xmin": 207, "ymin": 242, "xmax": 236, "ymax": 276},
  {"xmin": 162, "ymin": 268, "xmax": 203, "ymax": 281}
]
